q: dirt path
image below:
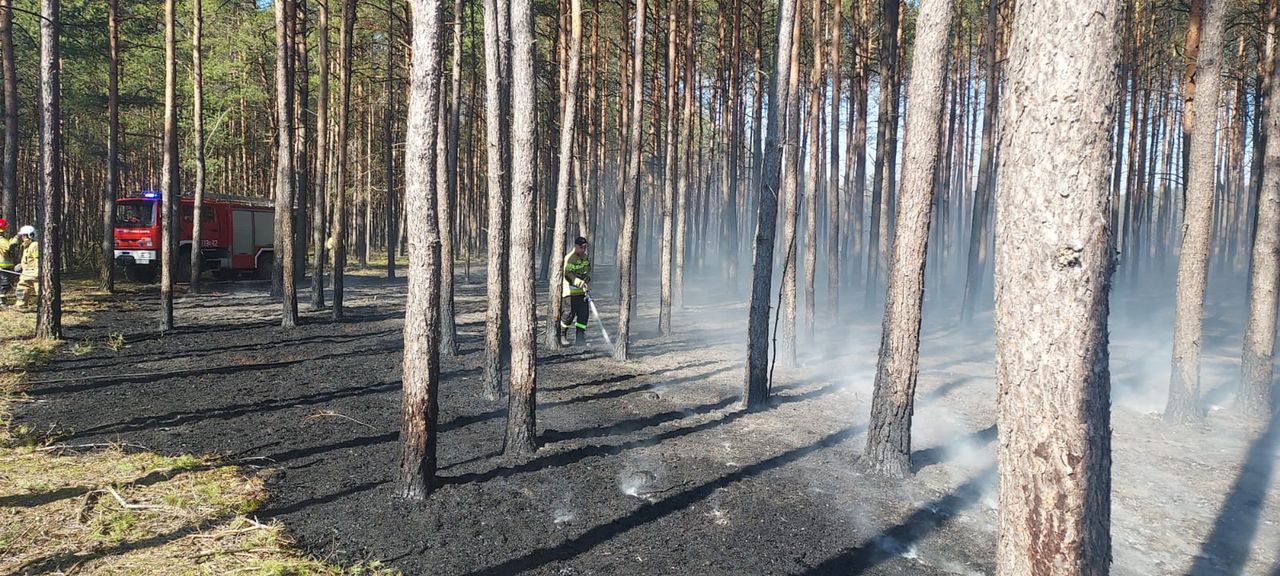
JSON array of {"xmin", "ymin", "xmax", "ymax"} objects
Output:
[{"xmin": 13, "ymin": 272, "xmax": 1279, "ymax": 575}]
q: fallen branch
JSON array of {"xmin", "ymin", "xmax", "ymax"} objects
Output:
[
  {"xmin": 35, "ymin": 442, "xmax": 153, "ymax": 453},
  {"xmin": 304, "ymin": 410, "xmax": 375, "ymax": 430},
  {"xmin": 106, "ymin": 486, "xmax": 172, "ymax": 511}
]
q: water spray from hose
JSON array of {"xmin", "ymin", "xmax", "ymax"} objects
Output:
[{"xmin": 585, "ymin": 294, "xmax": 614, "ymax": 351}]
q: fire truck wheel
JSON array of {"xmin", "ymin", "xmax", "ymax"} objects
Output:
[
  {"xmin": 177, "ymin": 247, "xmax": 192, "ymax": 283},
  {"xmin": 124, "ymin": 264, "xmax": 157, "ymax": 284},
  {"xmin": 255, "ymin": 252, "xmax": 274, "ymax": 281}
]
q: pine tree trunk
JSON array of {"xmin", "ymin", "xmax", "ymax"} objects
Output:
[
  {"xmin": 825, "ymin": 0, "xmax": 841, "ymax": 321},
  {"xmin": 102, "ymin": 0, "xmax": 118, "ymax": 293},
  {"xmin": 274, "ymin": 0, "xmax": 299, "ymax": 327},
  {"xmin": 439, "ymin": 0, "xmax": 460, "ymax": 353},
  {"xmin": 778, "ymin": 12, "xmax": 801, "ymax": 367},
  {"xmin": 658, "ymin": 0, "xmax": 677, "ymax": 336},
  {"xmin": 1167, "ymin": 0, "xmax": 1227, "ymax": 424},
  {"xmin": 862, "ymin": 0, "xmax": 951, "ymax": 478},
  {"xmin": 850, "ymin": 1, "xmax": 868, "ymax": 289},
  {"xmin": 504, "ymin": 0, "xmax": 538, "ymax": 456},
  {"xmin": 159, "ymin": 0, "xmax": 177, "ymax": 334},
  {"xmin": 482, "ymin": 0, "xmax": 512, "ymax": 399},
  {"xmin": 548, "ymin": 0, "xmax": 582, "ymax": 348},
  {"xmin": 1181, "ymin": 0, "xmax": 1205, "ymax": 197},
  {"xmin": 332, "ymin": 0, "xmax": 356, "ymax": 321},
  {"xmin": 744, "ymin": 0, "xmax": 798, "ymax": 409},
  {"xmin": 802, "ymin": 0, "xmax": 824, "ymax": 342},
  {"xmin": 960, "ymin": 0, "xmax": 999, "ymax": 323},
  {"xmin": 37, "ymin": 0, "xmax": 61, "ymax": 339},
  {"xmin": 865, "ymin": 0, "xmax": 898, "ymax": 305},
  {"xmin": 674, "ymin": 0, "xmax": 693, "ymax": 315},
  {"xmin": 311, "ymin": 0, "xmax": 330, "ymax": 310},
  {"xmin": 995, "ymin": 1, "xmax": 1119, "ymax": 572},
  {"xmin": 614, "ymin": 0, "xmax": 645, "ymax": 361},
  {"xmin": 294, "ymin": 2, "xmax": 309, "ymax": 283},
  {"xmin": 1240, "ymin": 6, "xmax": 1280, "ymax": 420},
  {"xmin": 399, "ymin": 0, "xmax": 446, "ymax": 500},
  {"xmin": 189, "ymin": 0, "xmax": 206, "ymax": 295}
]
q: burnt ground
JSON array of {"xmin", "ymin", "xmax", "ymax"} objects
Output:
[{"xmin": 11, "ymin": 268, "xmax": 1280, "ymax": 575}]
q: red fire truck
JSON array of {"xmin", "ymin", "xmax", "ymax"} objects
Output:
[{"xmin": 113, "ymin": 191, "xmax": 275, "ymax": 283}]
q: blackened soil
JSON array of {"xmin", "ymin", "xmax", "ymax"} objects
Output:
[{"xmin": 15, "ymin": 272, "xmax": 1001, "ymax": 575}]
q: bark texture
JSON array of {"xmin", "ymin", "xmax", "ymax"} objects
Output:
[
  {"xmin": 994, "ymin": 0, "xmax": 1119, "ymax": 573},
  {"xmin": 862, "ymin": 0, "xmax": 951, "ymax": 478},
  {"xmin": 37, "ymin": 0, "xmax": 62, "ymax": 339},
  {"xmin": 1241, "ymin": 44, "xmax": 1280, "ymax": 419},
  {"xmin": 1167, "ymin": 0, "xmax": 1227, "ymax": 424},
  {"xmin": 743, "ymin": 0, "xmax": 798, "ymax": 409},
  {"xmin": 504, "ymin": 0, "xmax": 538, "ymax": 456},
  {"xmin": 399, "ymin": 0, "xmax": 446, "ymax": 499}
]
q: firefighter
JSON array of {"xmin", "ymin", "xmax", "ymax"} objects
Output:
[
  {"xmin": 13, "ymin": 225, "xmax": 37, "ymax": 310},
  {"xmin": 559, "ymin": 236, "xmax": 591, "ymax": 347},
  {"xmin": 0, "ymin": 219, "xmax": 15, "ymax": 305}
]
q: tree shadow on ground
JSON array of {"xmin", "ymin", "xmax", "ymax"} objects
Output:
[
  {"xmin": 800, "ymin": 467, "xmax": 996, "ymax": 575},
  {"xmin": 27, "ymin": 342, "xmax": 404, "ymax": 398},
  {"xmin": 0, "ymin": 463, "xmax": 220, "ymax": 509},
  {"xmin": 11, "ymin": 514, "xmax": 231, "ymax": 575},
  {"xmin": 1187, "ymin": 409, "xmax": 1280, "ymax": 576},
  {"xmin": 50, "ymin": 327, "xmax": 401, "ymax": 373},
  {"xmin": 443, "ymin": 383, "xmax": 840, "ymax": 487},
  {"xmin": 462, "ymin": 425, "xmax": 864, "ymax": 576}
]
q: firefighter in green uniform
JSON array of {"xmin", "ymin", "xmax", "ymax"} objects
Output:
[
  {"xmin": 559, "ymin": 237, "xmax": 592, "ymax": 347},
  {"xmin": 0, "ymin": 219, "xmax": 15, "ymax": 305}
]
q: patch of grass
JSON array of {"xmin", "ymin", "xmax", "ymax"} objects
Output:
[
  {"xmin": 105, "ymin": 332, "xmax": 125, "ymax": 352},
  {"xmin": 70, "ymin": 340, "xmax": 93, "ymax": 356},
  {"xmin": 0, "ymin": 282, "xmax": 402, "ymax": 576}
]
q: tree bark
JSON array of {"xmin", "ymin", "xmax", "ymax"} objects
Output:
[
  {"xmin": 862, "ymin": 0, "xmax": 951, "ymax": 478},
  {"xmin": 995, "ymin": 1, "xmax": 1119, "ymax": 572},
  {"xmin": 102, "ymin": 0, "xmax": 118, "ymax": 293},
  {"xmin": 614, "ymin": 0, "xmax": 645, "ymax": 361},
  {"xmin": 548, "ymin": 0, "xmax": 583, "ymax": 348},
  {"xmin": 482, "ymin": 0, "xmax": 512, "ymax": 399},
  {"xmin": 275, "ymin": 0, "xmax": 299, "ymax": 328},
  {"xmin": 826, "ymin": 0, "xmax": 841, "ymax": 321},
  {"xmin": 658, "ymin": 0, "xmax": 678, "ymax": 336},
  {"xmin": 400, "ymin": 0, "xmax": 446, "ymax": 500},
  {"xmin": 778, "ymin": 11, "xmax": 801, "ymax": 367},
  {"xmin": 504, "ymin": 0, "xmax": 538, "ymax": 457},
  {"xmin": 865, "ymin": 0, "xmax": 898, "ymax": 305},
  {"xmin": 960, "ymin": 0, "xmax": 999, "ymax": 323},
  {"xmin": 190, "ymin": 0, "xmax": 207, "ymax": 295},
  {"xmin": 439, "ymin": 0, "xmax": 461, "ymax": 353},
  {"xmin": 674, "ymin": 0, "xmax": 693, "ymax": 315},
  {"xmin": 294, "ymin": 0, "xmax": 309, "ymax": 282},
  {"xmin": 1240, "ymin": 23, "xmax": 1280, "ymax": 420},
  {"xmin": 37, "ymin": 0, "xmax": 61, "ymax": 339},
  {"xmin": 332, "ymin": 0, "xmax": 356, "ymax": 321},
  {"xmin": 159, "ymin": 0, "xmax": 177, "ymax": 334},
  {"xmin": 311, "ymin": 0, "xmax": 330, "ymax": 311},
  {"xmin": 1181, "ymin": 0, "xmax": 1204, "ymax": 199},
  {"xmin": 802, "ymin": 0, "xmax": 825, "ymax": 342},
  {"xmin": 744, "ymin": 0, "xmax": 798, "ymax": 409},
  {"xmin": 1167, "ymin": 0, "xmax": 1227, "ymax": 424}
]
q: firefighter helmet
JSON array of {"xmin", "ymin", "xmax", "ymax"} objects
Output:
[{"xmin": 18, "ymin": 225, "xmax": 34, "ymax": 237}]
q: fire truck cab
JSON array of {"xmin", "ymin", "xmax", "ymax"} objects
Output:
[{"xmin": 113, "ymin": 191, "xmax": 275, "ymax": 283}]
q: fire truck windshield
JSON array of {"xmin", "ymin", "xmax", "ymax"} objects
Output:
[{"xmin": 115, "ymin": 201, "xmax": 156, "ymax": 228}]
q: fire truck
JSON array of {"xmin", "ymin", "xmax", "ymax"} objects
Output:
[{"xmin": 113, "ymin": 191, "xmax": 275, "ymax": 283}]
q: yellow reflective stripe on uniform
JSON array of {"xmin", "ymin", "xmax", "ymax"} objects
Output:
[{"xmin": 574, "ymin": 322, "xmax": 587, "ymax": 329}]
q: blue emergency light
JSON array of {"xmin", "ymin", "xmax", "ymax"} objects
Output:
[{"xmin": 141, "ymin": 191, "xmax": 160, "ymax": 199}]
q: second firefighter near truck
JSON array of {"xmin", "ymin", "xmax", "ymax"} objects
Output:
[{"xmin": 559, "ymin": 236, "xmax": 591, "ymax": 347}]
